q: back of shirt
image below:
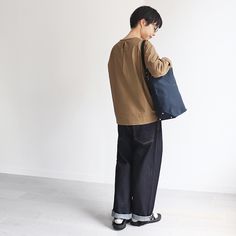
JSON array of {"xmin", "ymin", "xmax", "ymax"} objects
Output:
[{"xmin": 108, "ymin": 37, "xmax": 170, "ymax": 125}]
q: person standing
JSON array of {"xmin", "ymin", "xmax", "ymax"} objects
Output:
[{"xmin": 108, "ymin": 6, "xmax": 172, "ymax": 230}]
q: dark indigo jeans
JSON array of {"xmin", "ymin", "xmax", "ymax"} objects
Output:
[{"xmin": 111, "ymin": 120, "xmax": 163, "ymax": 221}]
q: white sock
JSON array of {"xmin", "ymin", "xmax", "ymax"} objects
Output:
[
  {"xmin": 153, "ymin": 212, "xmax": 158, "ymax": 218},
  {"xmin": 114, "ymin": 218, "xmax": 123, "ymax": 224}
]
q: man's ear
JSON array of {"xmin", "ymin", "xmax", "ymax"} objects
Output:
[{"xmin": 140, "ymin": 19, "xmax": 147, "ymax": 28}]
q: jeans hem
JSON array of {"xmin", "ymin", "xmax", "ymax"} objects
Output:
[
  {"xmin": 111, "ymin": 210, "xmax": 152, "ymax": 221},
  {"xmin": 111, "ymin": 210, "xmax": 132, "ymax": 220},
  {"xmin": 132, "ymin": 213, "xmax": 152, "ymax": 221}
]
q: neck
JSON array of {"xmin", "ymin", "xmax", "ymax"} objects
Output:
[{"xmin": 125, "ymin": 28, "xmax": 142, "ymax": 39}]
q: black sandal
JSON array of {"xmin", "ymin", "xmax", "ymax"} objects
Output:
[
  {"xmin": 112, "ymin": 218, "xmax": 131, "ymax": 230},
  {"xmin": 130, "ymin": 213, "xmax": 161, "ymax": 226}
]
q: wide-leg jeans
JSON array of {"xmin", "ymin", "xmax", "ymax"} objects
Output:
[{"xmin": 111, "ymin": 120, "xmax": 163, "ymax": 221}]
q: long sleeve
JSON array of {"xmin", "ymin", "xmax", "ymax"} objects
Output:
[{"xmin": 144, "ymin": 40, "xmax": 171, "ymax": 78}]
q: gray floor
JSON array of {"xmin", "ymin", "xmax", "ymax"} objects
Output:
[{"xmin": 0, "ymin": 173, "xmax": 235, "ymax": 236}]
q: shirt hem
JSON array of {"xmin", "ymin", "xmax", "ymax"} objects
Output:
[{"xmin": 116, "ymin": 116, "xmax": 158, "ymax": 126}]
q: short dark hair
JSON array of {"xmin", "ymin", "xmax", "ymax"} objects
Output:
[{"xmin": 130, "ymin": 6, "xmax": 162, "ymax": 29}]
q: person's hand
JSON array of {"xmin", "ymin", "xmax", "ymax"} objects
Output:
[{"xmin": 162, "ymin": 57, "xmax": 172, "ymax": 67}]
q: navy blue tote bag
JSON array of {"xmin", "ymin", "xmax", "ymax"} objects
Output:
[{"xmin": 141, "ymin": 40, "xmax": 187, "ymax": 120}]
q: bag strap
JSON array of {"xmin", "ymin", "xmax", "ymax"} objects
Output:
[
  {"xmin": 141, "ymin": 40, "xmax": 151, "ymax": 80},
  {"xmin": 141, "ymin": 40, "xmax": 147, "ymax": 70}
]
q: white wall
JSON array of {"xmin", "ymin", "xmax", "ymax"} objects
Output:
[
  {"xmin": 0, "ymin": 0, "xmax": 236, "ymax": 194},
  {"xmin": 0, "ymin": 0, "xmax": 143, "ymax": 182},
  {"xmin": 146, "ymin": 0, "xmax": 236, "ymax": 193}
]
